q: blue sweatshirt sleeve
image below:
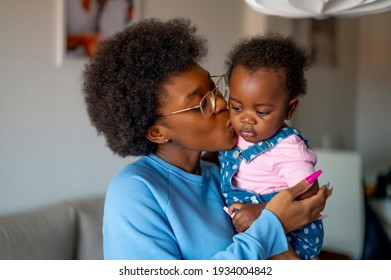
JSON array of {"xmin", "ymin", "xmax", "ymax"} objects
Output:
[{"xmin": 211, "ymin": 209, "xmax": 288, "ymax": 259}]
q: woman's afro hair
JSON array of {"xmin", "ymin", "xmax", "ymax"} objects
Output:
[
  {"xmin": 225, "ymin": 32, "xmax": 310, "ymax": 99},
  {"xmin": 82, "ymin": 18, "xmax": 207, "ymax": 157}
]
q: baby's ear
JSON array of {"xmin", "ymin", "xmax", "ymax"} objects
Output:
[{"xmin": 286, "ymin": 98, "xmax": 299, "ymax": 120}]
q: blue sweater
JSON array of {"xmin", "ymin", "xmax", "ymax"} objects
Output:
[{"xmin": 103, "ymin": 154, "xmax": 288, "ymax": 259}]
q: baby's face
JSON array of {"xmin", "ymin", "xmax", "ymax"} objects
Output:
[{"xmin": 228, "ymin": 65, "xmax": 297, "ymax": 143}]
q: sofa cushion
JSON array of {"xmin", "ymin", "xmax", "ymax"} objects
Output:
[
  {"xmin": 72, "ymin": 196, "xmax": 104, "ymax": 260},
  {"xmin": 0, "ymin": 203, "xmax": 77, "ymax": 260}
]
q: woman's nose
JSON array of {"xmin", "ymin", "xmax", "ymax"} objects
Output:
[{"xmin": 214, "ymin": 94, "xmax": 228, "ymax": 113}]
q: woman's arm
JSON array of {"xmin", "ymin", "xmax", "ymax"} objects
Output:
[
  {"xmin": 227, "ymin": 180, "xmax": 321, "ymax": 233},
  {"xmin": 268, "ymin": 244, "xmax": 301, "ymax": 260},
  {"xmin": 211, "ymin": 208, "xmax": 289, "ymax": 259},
  {"xmin": 266, "ymin": 178, "xmax": 332, "ymax": 233},
  {"xmin": 218, "ymin": 176, "xmax": 331, "ymax": 259},
  {"xmin": 233, "ymin": 178, "xmax": 331, "ymax": 260}
]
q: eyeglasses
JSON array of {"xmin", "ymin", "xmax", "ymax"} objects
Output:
[{"xmin": 160, "ymin": 75, "xmax": 229, "ymax": 118}]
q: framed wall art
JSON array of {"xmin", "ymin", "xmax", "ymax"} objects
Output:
[
  {"xmin": 309, "ymin": 17, "xmax": 337, "ymax": 68},
  {"xmin": 63, "ymin": 0, "xmax": 144, "ymax": 61}
]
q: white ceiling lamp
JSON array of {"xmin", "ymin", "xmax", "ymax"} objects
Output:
[{"xmin": 245, "ymin": 0, "xmax": 391, "ymax": 19}]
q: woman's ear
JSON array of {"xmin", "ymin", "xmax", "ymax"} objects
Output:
[
  {"xmin": 146, "ymin": 125, "xmax": 169, "ymax": 144},
  {"xmin": 286, "ymin": 98, "xmax": 299, "ymax": 120}
]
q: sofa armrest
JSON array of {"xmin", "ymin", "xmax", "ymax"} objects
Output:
[{"xmin": 0, "ymin": 203, "xmax": 77, "ymax": 260}]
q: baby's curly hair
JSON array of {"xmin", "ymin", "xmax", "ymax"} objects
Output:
[
  {"xmin": 225, "ymin": 33, "xmax": 310, "ymax": 99},
  {"xmin": 82, "ymin": 18, "xmax": 207, "ymax": 157}
]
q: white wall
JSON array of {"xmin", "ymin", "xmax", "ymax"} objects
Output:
[
  {"xmin": 1, "ymin": 0, "xmax": 390, "ymax": 215},
  {"xmin": 356, "ymin": 12, "xmax": 391, "ymax": 181},
  {"xmin": 292, "ymin": 18, "xmax": 359, "ymax": 153},
  {"xmin": 0, "ymin": 0, "xmax": 130, "ymax": 215}
]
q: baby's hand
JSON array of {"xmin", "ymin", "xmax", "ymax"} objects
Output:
[{"xmin": 228, "ymin": 202, "xmax": 266, "ymax": 233}]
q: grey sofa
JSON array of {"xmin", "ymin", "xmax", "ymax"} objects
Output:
[{"xmin": 0, "ymin": 196, "xmax": 105, "ymax": 260}]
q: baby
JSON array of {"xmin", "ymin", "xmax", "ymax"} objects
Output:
[{"xmin": 220, "ymin": 33, "xmax": 324, "ymax": 260}]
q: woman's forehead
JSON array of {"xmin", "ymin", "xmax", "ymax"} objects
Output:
[{"xmin": 162, "ymin": 65, "xmax": 210, "ymax": 99}]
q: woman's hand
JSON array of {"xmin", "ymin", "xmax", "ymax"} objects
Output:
[
  {"xmin": 266, "ymin": 172, "xmax": 332, "ymax": 233},
  {"xmin": 228, "ymin": 203, "xmax": 266, "ymax": 233}
]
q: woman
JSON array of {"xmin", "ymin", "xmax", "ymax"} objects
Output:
[{"xmin": 82, "ymin": 17, "xmax": 331, "ymax": 260}]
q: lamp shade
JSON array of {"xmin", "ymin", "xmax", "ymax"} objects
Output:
[{"xmin": 245, "ymin": 0, "xmax": 391, "ymax": 18}]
